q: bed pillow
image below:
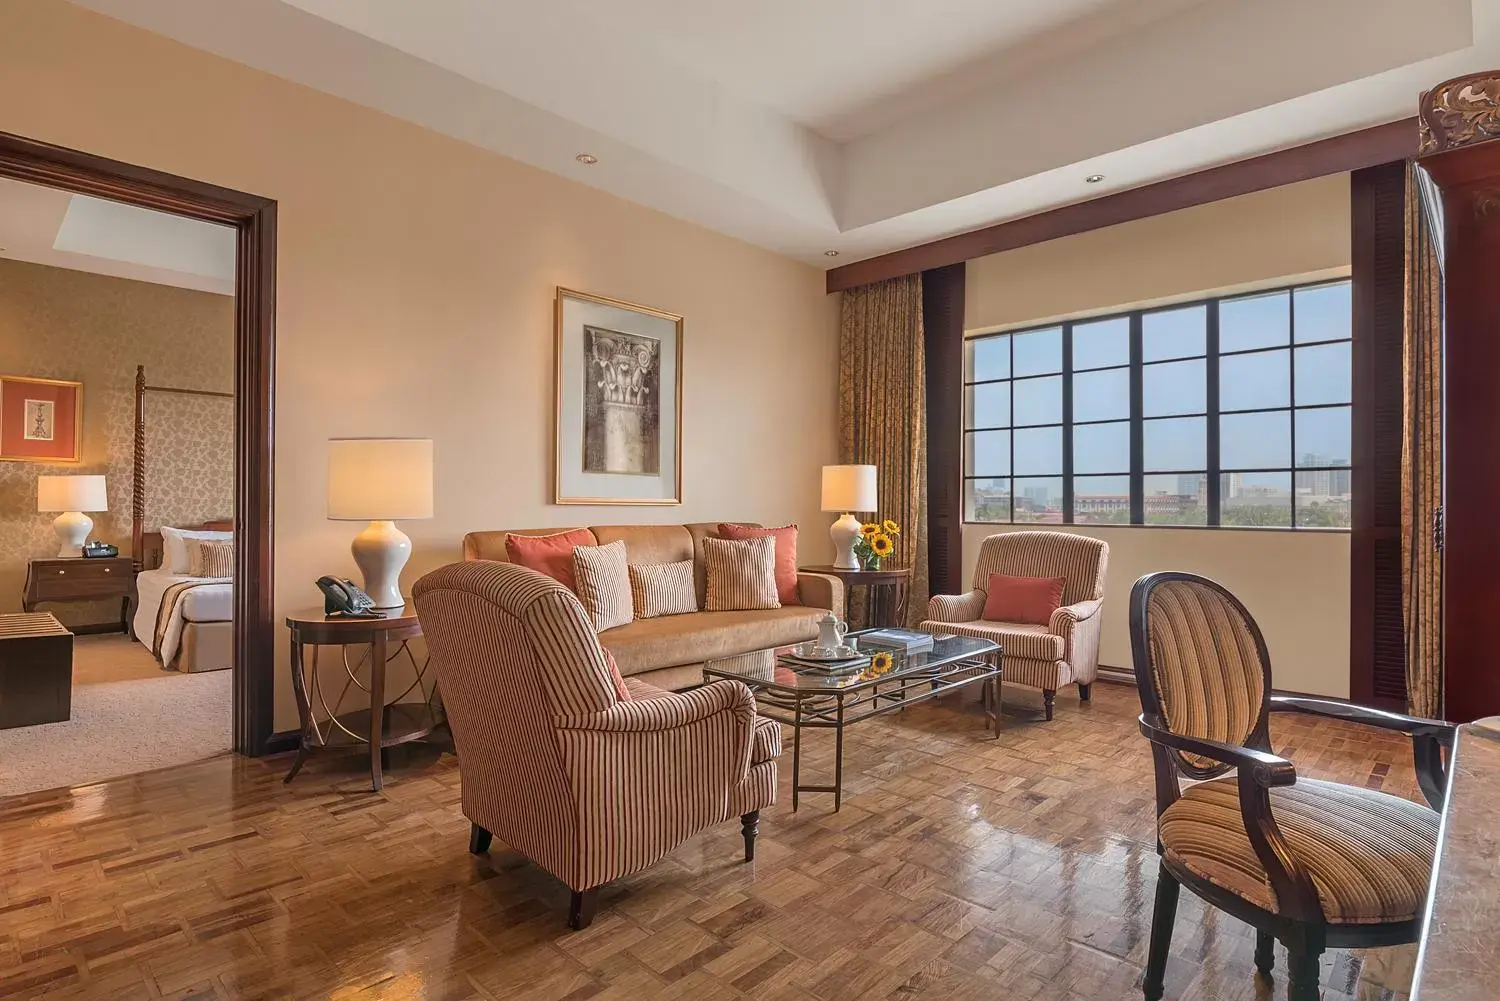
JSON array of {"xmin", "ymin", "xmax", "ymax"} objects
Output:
[
  {"xmin": 981, "ymin": 573, "xmax": 1066, "ymax": 626},
  {"xmin": 703, "ymin": 536, "xmax": 780, "ymax": 612},
  {"xmin": 572, "ymin": 540, "xmax": 633, "ymax": 631},
  {"xmin": 717, "ymin": 524, "xmax": 799, "ymax": 605},
  {"xmin": 160, "ymin": 527, "xmax": 233, "ymax": 574},
  {"xmin": 186, "ymin": 538, "xmax": 235, "ymax": 578},
  {"xmin": 505, "ymin": 528, "xmax": 594, "ymax": 591}
]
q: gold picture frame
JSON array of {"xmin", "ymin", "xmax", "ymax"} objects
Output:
[
  {"xmin": 0, "ymin": 375, "xmax": 83, "ymax": 463},
  {"xmin": 554, "ymin": 287, "xmax": 683, "ymax": 505}
]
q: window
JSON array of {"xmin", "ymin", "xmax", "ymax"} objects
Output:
[{"xmin": 963, "ymin": 279, "xmax": 1351, "ymax": 528}]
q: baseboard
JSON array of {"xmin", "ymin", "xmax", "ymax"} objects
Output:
[{"xmin": 1096, "ymin": 665, "xmax": 1134, "ymax": 687}]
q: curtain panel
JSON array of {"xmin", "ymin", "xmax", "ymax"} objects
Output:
[
  {"xmin": 1402, "ymin": 164, "xmax": 1444, "ymax": 720},
  {"xmin": 839, "ymin": 275, "xmax": 928, "ymax": 627}
]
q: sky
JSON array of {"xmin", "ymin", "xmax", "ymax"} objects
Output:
[{"xmin": 964, "ymin": 283, "xmax": 1351, "ymax": 493}]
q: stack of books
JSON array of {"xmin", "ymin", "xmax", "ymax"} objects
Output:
[
  {"xmin": 859, "ymin": 628, "xmax": 935, "ymax": 654},
  {"xmin": 778, "ymin": 651, "xmax": 871, "ymax": 673}
]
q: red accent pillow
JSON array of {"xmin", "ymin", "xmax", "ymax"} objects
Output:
[
  {"xmin": 718, "ymin": 524, "xmax": 799, "ymax": 605},
  {"xmin": 601, "ymin": 647, "xmax": 631, "ymax": 702},
  {"xmin": 505, "ymin": 529, "xmax": 594, "ymax": 591},
  {"xmin": 982, "ymin": 573, "xmax": 1066, "ymax": 626}
]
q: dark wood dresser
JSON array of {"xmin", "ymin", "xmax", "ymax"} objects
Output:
[
  {"xmin": 0, "ymin": 611, "xmax": 73, "ymax": 729},
  {"xmin": 23, "ymin": 556, "xmax": 134, "ymax": 634}
]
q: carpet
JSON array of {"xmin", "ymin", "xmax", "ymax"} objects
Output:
[{"xmin": 0, "ymin": 668, "xmax": 232, "ymax": 799}]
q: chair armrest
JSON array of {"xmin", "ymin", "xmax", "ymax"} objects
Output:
[
  {"xmin": 1270, "ymin": 695, "xmax": 1455, "ymax": 809},
  {"xmin": 555, "ymin": 679, "xmax": 755, "ymax": 734},
  {"xmin": 1139, "ymin": 713, "xmax": 1321, "ymax": 921},
  {"xmin": 796, "ymin": 572, "xmax": 844, "ymax": 613},
  {"xmin": 926, "ymin": 590, "xmax": 986, "ymax": 623},
  {"xmin": 1048, "ymin": 599, "xmax": 1102, "ymax": 637}
]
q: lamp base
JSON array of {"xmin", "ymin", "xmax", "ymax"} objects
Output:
[
  {"xmin": 53, "ymin": 511, "xmax": 93, "ymax": 559},
  {"xmin": 351, "ymin": 520, "xmax": 411, "ymax": 608},
  {"xmin": 829, "ymin": 512, "xmax": 862, "ymax": 570}
]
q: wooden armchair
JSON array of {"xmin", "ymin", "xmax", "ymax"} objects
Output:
[
  {"xmin": 412, "ymin": 561, "xmax": 780, "ymax": 929},
  {"xmin": 1130, "ymin": 571, "xmax": 1453, "ymax": 1001}
]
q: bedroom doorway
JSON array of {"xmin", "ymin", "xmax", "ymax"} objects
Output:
[{"xmin": 0, "ymin": 131, "xmax": 276, "ymax": 781}]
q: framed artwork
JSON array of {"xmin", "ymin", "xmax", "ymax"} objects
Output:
[
  {"xmin": 0, "ymin": 375, "xmax": 82, "ymax": 463},
  {"xmin": 555, "ymin": 287, "xmax": 682, "ymax": 504}
]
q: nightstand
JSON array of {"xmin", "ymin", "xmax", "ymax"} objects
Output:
[{"xmin": 23, "ymin": 557, "xmax": 134, "ymax": 634}]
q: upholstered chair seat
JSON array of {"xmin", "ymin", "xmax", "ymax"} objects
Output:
[{"xmin": 920, "ymin": 531, "xmax": 1108, "ymax": 720}]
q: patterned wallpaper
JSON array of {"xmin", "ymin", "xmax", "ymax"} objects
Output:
[{"xmin": 0, "ymin": 258, "xmax": 233, "ymax": 626}]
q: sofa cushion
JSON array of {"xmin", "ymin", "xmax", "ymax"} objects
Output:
[
  {"xmin": 919, "ymin": 619, "xmax": 1064, "ymax": 662},
  {"xmin": 719, "ymin": 523, "xmax": 799, "ymax": 605},
  {"xmin": 573, "ymin": 540, "xmax": 633, "ymax": 630},
  {"xmin": 599, "ymin": 606, "xmax": 824, "ymax": 675},
  {"xmin": 686, "ymin": 522, "xmax": 755, "ymax": 607},
  {"xmin": 503, "ymin": 528, "xmax": 595, "ymax": 590},
  {"xmin": 704, "ymin": 536, "xmax": 781, "ymax": 611},
  {"xmin": 629, "ymin": 560, "xmax": 698, "ymax": 618},
  {"xmin": 982, "ymin": 573, "xmax": 1065, "ymax": 626},
  {"xmin": 592, "ymin": 524, "xmax": 692, "ymax": 566},
  {"xmin": 465, "ymin": 527, "xmax": 595, "ymax": 563}
]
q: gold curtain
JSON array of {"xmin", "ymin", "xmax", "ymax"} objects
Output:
[
  {"xmin": 1402, "ymin": 164, "xmax": 1444, "ymax": 719},
  {"xmin": 839, "ymin": 275, "xmax": 928, "ymax": 627}
]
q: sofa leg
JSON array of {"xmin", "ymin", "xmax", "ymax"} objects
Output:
[
  {"xmin": 468, "ymin": 823, "xmax": 492, "ymax": 855},
  {"xmin": 741, "ymin": 810, "xmax": 760, "ymax": 863},
  {"xmin": 1043, "ymin": 689, "xmax": 1056, "ymax": 721},
  {"xmin": 1078, "ymin": 682, "xmax": 1092, "ymax": 703},
  {"xmin": 568, "ymin": 888, "xmax": 600, "ymax": 930}
]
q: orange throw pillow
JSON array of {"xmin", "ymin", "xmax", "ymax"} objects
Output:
[
  {"xmin": 982, "ymin": 573, "xmax": 1066, "ymax": 626},
  {"xmin": 504, "ymin": 529, "xmax": 594, "ymax": 591},
  {"xmin": 601, "ymin": 647, "xmax": 631, "ymax": 702},
  {"xmin": 718, "ymin": 523, "xmax": 799, "ymax": 605}
]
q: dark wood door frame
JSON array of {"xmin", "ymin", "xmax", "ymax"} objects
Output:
[
  {"xmin": 828, "ymin": 118, "xmax": 1419, "ymax": 293},
  {"xmin": 0, "ymin": 130, "xmax": 277, "ymax": 756}
]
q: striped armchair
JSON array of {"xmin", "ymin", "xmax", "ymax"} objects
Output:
[
  {"xmin": 412, "ymin": 561, "xmax": 780, "ymax": 930},
  {"xmin": 919, "ymin": 530, "xmax": 1107, "ymax": 720}
]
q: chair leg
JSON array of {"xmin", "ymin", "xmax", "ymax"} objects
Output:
[
  {"xmin": 568, "ymin": 887, "xmax": 600, "ymax": 930},
  {"xmin": 1078, "ymin": 682, "xmax": 1092, "ymax": 703},
  {"xmin": 1043, "ymin": 689, "xmax": 1056, "ymax": 721},
  {"xmin": 741, "ymin": 810, "xmax": 760, "ymax": 862},
  {"xmin": 1143, "ymin": 864, "xmax": 1179, "ymax": 1001},
  {"xmin": 1254, "ymin": 930, "xmax": 1274, "ymax": 982},
  {"xmin": 1285, "ymin": 929, "xmax": 1324, "ymax": 1001},
  {"xmin": 468, "ymin": 823, "xmax": 492, "ymax": 855}
]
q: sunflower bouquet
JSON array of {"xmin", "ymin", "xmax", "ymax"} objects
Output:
[{"xmin": 853, "ymin": 518, "xmax": 900, "ymax": 570}]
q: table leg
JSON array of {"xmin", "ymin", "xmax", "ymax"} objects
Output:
[
  {"xmin": 834, "ymin": 696, "xmax": 845, "ymax": 812},
  {"xmin": 119, "ymin": 596, "xmax": 130, "ymax": 634},
  {"xmin": 791, "ymin": 700, "xmax": 802, "ymax": 812},
  {"xmin": 284, "ymin": 635, "xmax": 312, "ymax": 783},
  {"xmin": 895, "ymin": 578, "xmax": 909, "ymax": 628},
  {"xmin": 370, "ymin": 631, "xmax": 388, "ymax": 792}
]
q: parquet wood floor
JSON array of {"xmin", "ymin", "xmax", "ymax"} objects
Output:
[{"xmin": 0, "ymin": 682, "xmax": 1423, "ymax": 1000}]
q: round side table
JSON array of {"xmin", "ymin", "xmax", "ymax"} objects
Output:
[
  {"xmin": 283, "ymin": 607, "xmax": 440, "ymax": 791},
  {"xmin": 798, "ymin": 565, "xmax": 913, "ymax": 629}
]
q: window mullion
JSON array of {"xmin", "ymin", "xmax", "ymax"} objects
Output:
[
  {"xmin": 1129, "ymin": 312, "xmax": 1144, "ymax": 525},
  {"xmin": 1206, "ymin": 299, "xmax": 1221, "ymax": 526},
  {"xmin": 1062, "ymin": 323, "xmax": 1074, "ymax": 523}
]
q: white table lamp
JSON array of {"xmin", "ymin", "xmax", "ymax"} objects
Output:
[
  {"xmin": 37, "ymin": 474, "xmax": 108, "ymax": 558},
  {"xmin": 327, "ymin": 438, "xmax": 434, "ymax": 608},
  {"xmin": 821, "ymin": 464, "xmax": 877, "ymax": 570}
]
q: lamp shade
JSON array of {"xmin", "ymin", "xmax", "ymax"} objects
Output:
[
  {"xmin": 327, "ymin": 438, "xmax": 434, "ymax": 521},
  {"xmin": 37, "ymin": 474, "xmax": 108, "ymax": 513},
  {"xmin": 820, "ymin": 464, "xmax": 877, "ymax": 513}
]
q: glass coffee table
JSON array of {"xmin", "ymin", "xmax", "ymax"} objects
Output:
[{"xmin": 703, "ymin": 631, "xmax": 1001, "ymax": 811}]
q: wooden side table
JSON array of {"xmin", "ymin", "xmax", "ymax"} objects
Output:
[
  {"xmin": 23, "ymin": 557, "xmax": 134, "ymax": 634},
  {"xmin": 0, "ymin": 612, "xmax": 73, "ymax": 729},
  {"xmin": 798, "ymin": 565, "xmax": 913, "ymax": 629},
  {"xmin": 283, "ymin": 607, "xmax": 440, "ymax": 791}
]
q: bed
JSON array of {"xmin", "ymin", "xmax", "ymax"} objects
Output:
[{"xmin": 128, "ymin": 364, "xmax": 235, "ymax": 673}]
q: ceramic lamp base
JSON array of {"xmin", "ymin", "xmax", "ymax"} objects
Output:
[
  {"xmin": 52, "ymin": 511, "xmax": 93, "ymax": 559},
  {"xmin": 351, "ymin": 520, "xmax": 411, "ymax": 608},
  {"xmin": 829, "ymin": 512, "xmax": 862, "ymax": 570}
]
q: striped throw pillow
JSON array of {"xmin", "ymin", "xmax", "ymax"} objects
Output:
[
  {"xmin": 628, "ymin": 560, "xmax": 698, "ymax": 618},
  {"xmin": 186, "ymin": 538, "xmax": 234, "ymax": 578},
  {"xmin": 703, "ymin": 536, "xmax": 780, "ymax": 612},
  {"xmin": 572, "ymin": 540, "xmax": 633, "ymax": 630}
]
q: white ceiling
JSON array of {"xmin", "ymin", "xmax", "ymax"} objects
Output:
[
  {"xmin": 0, "ymin": 176, "xmax": 236, "ymax": 294},
  {"xmin": 68, "ymin": 0, "xmax": 1500, "ymax": 269}
]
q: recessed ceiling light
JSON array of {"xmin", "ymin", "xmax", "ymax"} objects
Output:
[
  {"xmin": 824, "ymin": 250, "xmax": 839, "ymax": 257},
  {"xmin": 575, "ymin": 153, "xmax": 598, "ymax": 165},
  {"xmin": 1085, "ymin": 174, "xmax": 1105, "ymax": 184}
]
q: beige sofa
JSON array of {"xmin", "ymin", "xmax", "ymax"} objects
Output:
[{"xmin": 463, "ymin": 524, "xmax": 843, "ymax": 690}]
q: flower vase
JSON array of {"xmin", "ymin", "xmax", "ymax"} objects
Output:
[{"xmin": 860, "ymin": 554, "xmax": 882, "ymax": 571}]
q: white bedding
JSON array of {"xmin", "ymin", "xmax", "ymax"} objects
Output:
[{"xmin": 133, "ymin": 567, "xmax": 233, "ymax": 665}]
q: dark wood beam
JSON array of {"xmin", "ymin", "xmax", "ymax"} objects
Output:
[{"xmin": 827, "ymin": 118, "xmax": 1419, "ymax": 294}]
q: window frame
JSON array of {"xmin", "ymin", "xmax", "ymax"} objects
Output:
[{"xmin": 962, "ymin": 278, "xmax": 1352, "ymax": 531}]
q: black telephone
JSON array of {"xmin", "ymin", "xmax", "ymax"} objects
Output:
[
  {"xmin": 316, "ymin": 576, "xmax": 379, "ymax": 617},
  {"xmin": 82, "ymin": 541, "xmax": 119, "ymax": 558}
]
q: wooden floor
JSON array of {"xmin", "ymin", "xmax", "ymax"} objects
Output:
[{"xmin": 0, "ymin": 682, "xmax": 1423, "ymax": 1000}]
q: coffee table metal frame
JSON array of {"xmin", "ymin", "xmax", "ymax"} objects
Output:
[{"xmin": 703, "ymin": 631, "xmax": 1002, "ymax": 811}]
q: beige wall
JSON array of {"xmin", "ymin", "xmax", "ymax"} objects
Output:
[
  {"xmin": 0, "ymin": 258, "xmax": 233, "ymax": 627},
  {"xmin": 962, "ymin": 173, "xmax": 1352, "ymax": 698},
  {"xmin": 0, "ymin": 0, "xmax": 839, "ymax": 730}
]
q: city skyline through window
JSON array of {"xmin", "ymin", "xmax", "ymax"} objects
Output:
[{"xmin": 963, "ymin": 279, "xmax": 1352, "ymax": 528}]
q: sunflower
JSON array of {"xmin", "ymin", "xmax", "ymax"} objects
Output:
[
  {"xmin": 860, "ymin": 522, "xmax": 879, "ymax": 537},
  {"xmin": 871, "ymin": 533, "xmax": 894, "ymax": 557},
  {"xmin": 870, "ymin": 651, "xmax": 893, "ymax": 675},
  {"xmin": 882, "ymin": 519, "xmax": 901, "ymax": 535}
]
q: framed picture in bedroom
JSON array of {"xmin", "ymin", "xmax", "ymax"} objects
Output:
[
  {"xmin": 554, "ymin": 287, "xmax": 683, "ymax": 505},
  {"xmin": 0, "ymin": 375, "xmax": 82, "ymax": 463}
]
